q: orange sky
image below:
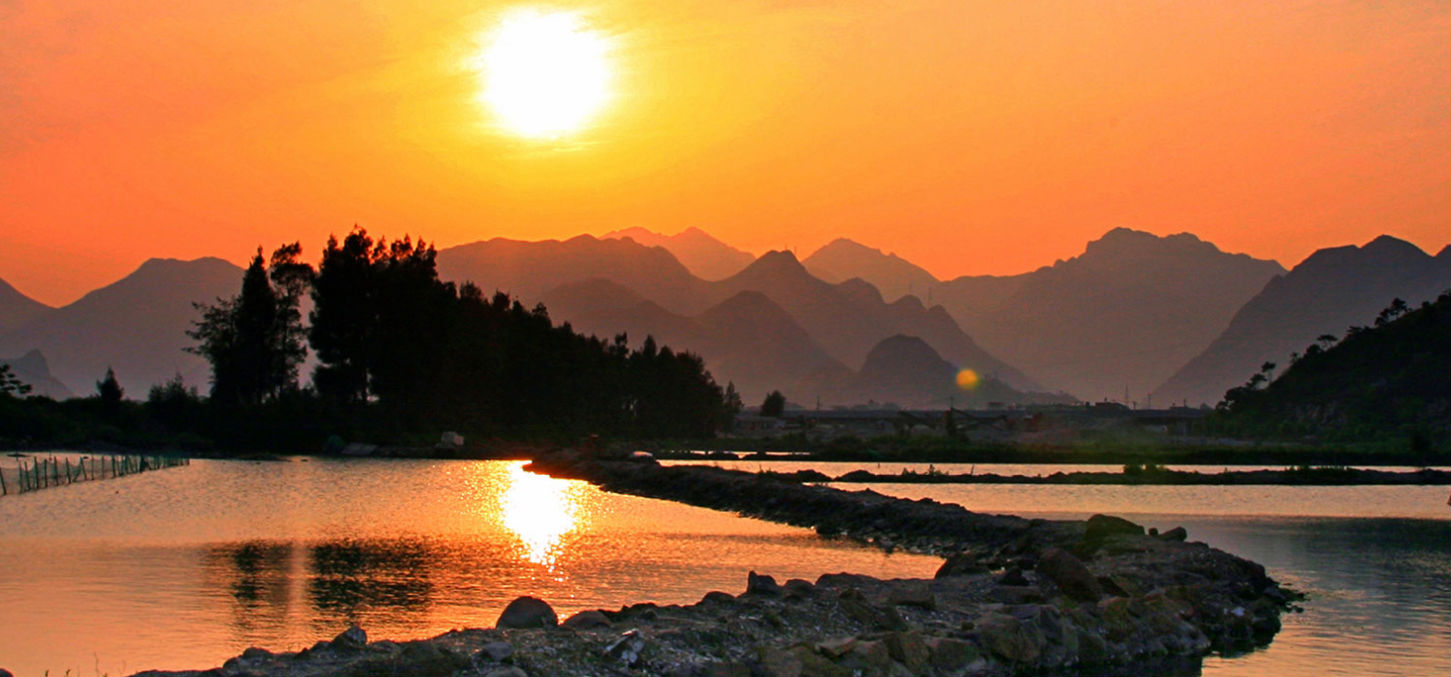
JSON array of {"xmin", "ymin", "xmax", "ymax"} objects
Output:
[{"xmin": 2, "ymin": 0, "xmax": 1448, "ymax": 306}]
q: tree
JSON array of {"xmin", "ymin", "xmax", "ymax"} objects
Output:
[
  {"xmin": 760, "ymin": 390, "xmax": 786, "ymax": 417},
  {"xmin": 0, "ymin": 363, "xmax": 30, "ymax": 397},
  {"xmin": 96, "ymin": 367, "xmax": 123, "ymax": 404},
  {"xmin": 189, "ymin": 246, "xmax": 309, "ymax": 406}
]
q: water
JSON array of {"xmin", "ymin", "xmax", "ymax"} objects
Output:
[
  {"xmin": 748, "ymin": 462, "xmax": 1449, "ymax": 677},
  {"xmin": 2, "ymin": 458, "xmax": 1448, "ymax": 676},
  {"xmin": 0, "ymin": 458, "xmax": 938, "ymax": 675}
]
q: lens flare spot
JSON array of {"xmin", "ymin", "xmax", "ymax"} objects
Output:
[{"xmin": 956, "ymin": 369, "xmax": 980, "ymax": 390}]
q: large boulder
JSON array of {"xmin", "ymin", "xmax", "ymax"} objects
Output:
[
  {"xmin": 496, "ymin": 596, "xmax": 558, "ymax": 629},
  {"xmin": 1036, "ymin": 548, "xmax": 1103, "ymax": 602}
]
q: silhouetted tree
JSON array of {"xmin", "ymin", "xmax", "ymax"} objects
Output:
[
  {"xmin": 96, "ymin": 367, "xmax": 123, "ymax": 405},
  {"xmin": 189, "ymin": 247, "xmax": 308, "ymax": 406},
  {"xmin": 760, "ymin": 390, "xmax": 786, "ymax": 417},
  {"xmin": 0, "ymin": 364, "xmax": 30, "ymax": 397}
]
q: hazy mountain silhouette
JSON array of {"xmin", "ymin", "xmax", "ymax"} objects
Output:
[
  {"xmin": 1153, "ymin": 235, "xmax": 1451, "ymax": 406},
  {"xmin": 541, "ymin": 280, "xmax": 850, "ymax": 403},
  {"xmin": 439, "ymin": 236, "xmax": 1038, "ymax": 399},
  {"xmin": 714, "ymin": 251, "xmax": 1039, "ymax": 390},
  {"xmin": 601, "ymin": 227, "xmax": 755, "ymax": 281},
  {"xmin": 0, "ymin": 349, "xmax": 73, "ymax": 399},
  {"xmin": 845, "ymin": 335, "xmax": 1075, "ymax": 409},
  {"xmin": 0, "ymin": 277, "xmax": 52, "ymax": 333},
  {"xmin": 803, "ymin": 238, "xmax": 940, "ymax": 302},
  {"xmin": 0, "ymin": 258, "xmax": 243, "ymax": 396},
  {"xmin": 933, "ymin": 228, "xmax": 1286, "ymax": 402},
  {"xmin": 437, "ymin": 235, "xmax": 712, "ymax": 314},
  {"xmin": 1219, "ymin": 291, "xmax": 1450, "ymax": 441}
]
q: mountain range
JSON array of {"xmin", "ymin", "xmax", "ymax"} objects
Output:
[
  {"xmin": 802, "ymin": 238, "xmax": 940, "ymax": 302},
  {"xmin": 2, "ymin": 228, "xmax": 1444, "ymax": 412},
  {"xmin": 601, "ymin": 227, "xmax": 755, "ymax": 281},
  {"xmin": 0, "ymin": 258, "xmax": 243, "ymax": 398},
  {"xmin": 1153, "ymin": 236, "xmax": 1451, "ymax": 406}
]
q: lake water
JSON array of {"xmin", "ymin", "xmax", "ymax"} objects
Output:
[
  {"xmin": 669, "ymin": 461, "xmax": 1451, "ymax": 677},
  {"xmin": 0, "ymin": 457, "xmax": 938, "ymax": 675},
  {"xmin": 1, "ymin": 457, "xmax": 1447, "ymax": 676}
]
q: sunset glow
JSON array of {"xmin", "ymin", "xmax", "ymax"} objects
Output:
[
  {"xmin": 500, "ymin": 461, "xmax": 585, "ymax": 568},
  {"xmin": 476, "ymin": 9, "xmax": 613, "ymax": 139}
]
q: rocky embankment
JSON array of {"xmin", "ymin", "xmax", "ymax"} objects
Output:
[{"xmin": 129, "ymin": 451, "xmax": 1294, "ymax": 677}]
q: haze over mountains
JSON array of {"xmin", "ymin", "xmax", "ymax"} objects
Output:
[
  {"xmin": 602, "ymin": 227, "xmax": 754, "ymax": 281},
  {"xmin": 0, "ymin": 258, "xmax": 242, "ymax": 398},
  {"xmin": 1153, "ymin": 236, "xmax": 1451, "ymax": 406},
  {"xmin": 443, "ymin": 238, "xmax": 1042, "ymax": 405},
  {"xmin": 2, "ymin": 227, "xmax": 1444, "ymax": 411}
]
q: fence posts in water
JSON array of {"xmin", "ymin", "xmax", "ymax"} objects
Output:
[{"xmin": 2, "ymin": 453, "xmax": 190, "ymax": 496}]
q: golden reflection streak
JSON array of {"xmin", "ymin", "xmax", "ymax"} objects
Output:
[{"xmin": 500, "ymin": 461, "xmax": 585, "ymax": 569}]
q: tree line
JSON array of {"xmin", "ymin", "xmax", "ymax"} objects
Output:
[
  {"xmin": 186, "ymin": 229, "xmax": 734, "ymax": 443},
  {"xmin": 1, "ymin": 229, "xmax": 735, "ymax": 452}
]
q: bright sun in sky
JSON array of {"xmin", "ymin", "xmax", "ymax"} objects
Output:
[{"xmin": 477, "ymin": 9, "xmax": 613, "ymax": 139}]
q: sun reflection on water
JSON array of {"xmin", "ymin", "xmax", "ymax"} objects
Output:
[{"xmin": 500, "ymin": 461, "xmax": 587, "ymax": 569}]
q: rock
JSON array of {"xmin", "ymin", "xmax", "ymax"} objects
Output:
[
  {"xmin": 604, "ymin": 629, "xmax": 646, "ymax": 667},
  {"xmin": 757, "ymin": 647, "xmax": 803, "ymax": 677},
  {"xmin": 703, "ymin": 661, "xmax": 752, "ymax": 677},
  {"xmin": 997, "ymin": 567, "xmax": 1029, "ymax": 586},
  {"xmin": 1084, "ymin": 514, "xmax": 1144, "ymax": 541},
  {"xmin": 935, "ymin": 551, "xmax": 989, "ymax": 578},
  {"xmin": 886, "ymin": 580, "xmax": 935, "ymax": 609},
  {"xmin": 747, "ymin": 571, "xmax": 782, "ymax": 596},
  {"xmin": 837, "ymin": 639, "xmax": 892, "ymax": 675},
  {"xmin": 702, "ymin": 591, "xmax": 736, "ymax": 604},
  {"xmin": 332, "ymin": 625, "xmax": 367, "ymax": 651},
  {"xmin": 784, "ymin": 578, "xmax": 815, "ymax": 599},
  {"xmin": 990, "ymin": 585, "xmax": 1046, "ymax": 604},
  {"xmin": 814, "ymin": 636, "xmax": 857, "ymax": 658},
  {"xmin": 562, "ymin": 610, "xmax": 612, "ymax": 629},
  {"xmin": 239, "ymin": 647, "xmax": 271, "ymax": 660},
  {"xmin": 974, "ymin": 612, "xmax": 1045, "ymax": 663},
  {"xmin": 839, "ymin": 597, "xmax": 908, "ymax": 631},
  {"xmin": 496, "ymin": 596, "xmax": 558, "ymax": 629},
  {"xmin": 483, "ymin": 668, "xmax": 528, "ymax": 677},
  {"xmin": 882, "ymin": 632, "xmax": 930, "ymax": 672},
  {"xmin": 0, "ymin": 670, "xmax": 11, "ymax": 677},
  {"xmin": 478, "ymin": 641, "xmax": 515, "ymax": 662},
  {"xmin": 1157, "ymin": 526, "xmax": 1188, "ymax": 541},
  {"xmin": 925, "ymin": 637, "xmax": 980, "ymax": 671},
  {"xmin": 396, "ymin": 641, "xmax": 467, "ymax": 676},
  {"xmin": 1036, "ymin": 548, "xmax": 1103, "ymax": 602}
]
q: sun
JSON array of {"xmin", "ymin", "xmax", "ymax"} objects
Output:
[{"xmin": 476, "ymin": 9, "xmax": 613, "ymax": 139}]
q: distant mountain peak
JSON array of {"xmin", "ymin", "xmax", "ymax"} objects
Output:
[
  {"xmin": 1361, "ymin": 234, "xmax": 1426, "ymax": 257},
  {"xmin": 745, "ymin": 249, "xmax": 806, "ymax": 273},
  {"xmin": 600, "ymin": 226, "xmax": 754, "ymax": 280},
  {"xmin": 802, "ymin": 238, "xmax": 938, "ymax": 303}
]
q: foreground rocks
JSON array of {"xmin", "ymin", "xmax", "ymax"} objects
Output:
[{"xmin": 130, "ymin": 451, "xmax": 1295, "ymax": 676}]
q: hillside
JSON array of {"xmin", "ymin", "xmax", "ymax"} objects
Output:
[
  {"xmin": 844, "ymin": 335, "xmax": 1075, "ymax": 409},
  {"xmin": 443, "ymin": 236, "xmax": 1039, "ymax": 399},
  {"xmin": 0, "ymin": 277, "xmax": 53, "ymax": 333},
  {"xmin": 803, "ymin": 238, "xmax": 939, "ymax": 302},
  {"xmin": 0, "ymin": 349, "xmax": 74, "ymax": 399},
  {"xmin": 934, "ymin": 228, "xmax": 1285, "ymax": 402},
  {"xmin": 542, "ymin": 280, "xmax": 852, "ymax": 404},
  {"xmin": 1216, "ymin": 292, "xmax": 1451, "ymax": 447},
  {"xmin": 602, "ymin": 227, "xmax": 755, "ymax": 280},
  {"xmin": 0, "ymin": 257, "xmax": 243, "ymax": 396},
  {"xmin": 1154, "ymin": 236, "xmax": 1451, "ymax": 406},
  {"xmin": 436, "ymin": 235, "xmax": 713, "ymax": 314}
]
